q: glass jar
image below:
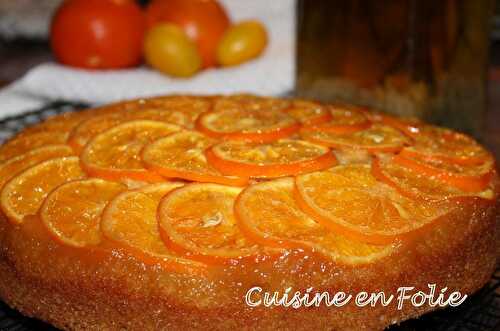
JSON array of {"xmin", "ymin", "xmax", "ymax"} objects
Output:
[{"xmin": 296, "ymin": 0, "xmax": 494, "ymax": 138}]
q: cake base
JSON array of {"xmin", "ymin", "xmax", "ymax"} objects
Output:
[{"xmin": 0, "ymin": 197, "xmax": 497, "ymax": 331}]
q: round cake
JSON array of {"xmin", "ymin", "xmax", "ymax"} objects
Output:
[{"xmin": 0, "ymin": 94, "xmax": 497, "ymax": 330}]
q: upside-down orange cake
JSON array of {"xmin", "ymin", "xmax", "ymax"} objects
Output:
[{"xmin": 0, "ymin": 95, "xmax": 497, "ymax": 330}]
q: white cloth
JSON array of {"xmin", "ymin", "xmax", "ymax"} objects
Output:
[
  {"xmin": 0, "ymin": 0, "xmax": 296, "ymax": 118},
  {"xmin": 0, "ymin": 82, "xmax": 49, "ymax": 115}
]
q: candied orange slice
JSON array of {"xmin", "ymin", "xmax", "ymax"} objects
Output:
[
  {"xmin": 68, "ymin": 114, "xmax": 128, "ymax": 152},
  {"xmin": 302, "ymin": 124, "xmax": 410, "ymax": 153},
  {"xmin": 283, "ymin": 100, "xmax": 333, "ymax": 125},
  {"xmin": 294, "ymin": 164, "xmax": 456, "ymax": 244},
  {"xmin": 0, "ymin": 145, "xmax": 74, "ymax": 190},
  {"xmin": 0, "ymin": 131, "xmax": 69, "ymax": 162},
  {"xmin": 101, "ymin": 182, "xmax": 206, "ymax": 272},
  {"xmin": 195, "ymin": 108, "xmax": 299, "ymax": 143},
  {"xmin": 141, "ymin": 95, "xmax": 212, "ymax": 128},
  {"xmin": 206, "ymin": 139, "xmax": 337, "ymax": 178},
  {"xmin": 22, "ymin": 111, "xmax": 92, "ymax": 135},
  {"xmin": 365, "ymin": 111, "xmax": 420, "ymax": 136},
  {"xmin": 393, "ymin": 154, "xmax": 495, "ymax": 193},
  {"xmin": 40, "ymin": 179, "xmax": 127, "ymax": 248},
  {"xmin": 401, "ymin": 125, "xmax": 491, "ymax": 165},
  {"xmin": 68, "ymin": 108, "xmax": 192, "ymax": 152},
  {"xmin": 235, "ymin": 178, "xmax": 392, "ymax": 264},
  {"xmin": 213, "ymin": 94, "xmax": 290, "ymax": 112},
  {"xmin": 142, "ymin": 131, "xmax": 248, "ymax": 186},
  {"xmin": 327, "ymin": 105, "xmax": 372, "ymax": 131},
  {"xmin": 158, "ymin": 183, "xmax": 262, "ymax": 264},
  {"xmin": 372, "ymin": 155, "xmax": 495, "ymax": 201},
  {"xmin": 0, "ymin": 156, "xmax": 86, "ymax": 224},
  {"xmin": 81, "ymin": 120, "xmax": 180, "ymax": 182},
  {"xmin": 302, "ymin": 105, "xmax": 371, "ymax": 134}
]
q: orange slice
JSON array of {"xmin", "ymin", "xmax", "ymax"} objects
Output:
[
  {"xmin": 22, "ymin": 111, "xmax": 89, "ymax": 134},
  {"xmin": 332, "ymin": 149, "xmax": 372, "ymax": 165},
  {"xmin": 101, "ymin": 182, "xmax": 206, "ymax": 273},
  {"xmin": 294, "ymin": 164, "xmax": 456, "ymax": 244},
  {"xmin": 365, "ymin": 111, "xmax": 420, "ymax": 136},
  {"xmin": 372, "ymin": 155, "xmax": 495, "ymax": 201},
  {"xmin": 81, "ymin": 120, "xmax": 180, "ymax": 182},
  {"xmin": 393, "ymin": 153, "xmax": 495, "ymax": 193},
  {"xmin": 195, "ymin": 108, "xmax": 299, "ymax": 143},
  {"xmin": 301, "ymin": 124, "xmax": 410, "ymax": 153},
  {"xmin": 212, "ymin": 94, "xmax": 290, "ymax": 112},
  {"xmin": 0, "ymin": 145, "xmax": 74, "ymax": 190},
  {"xmin": 141, "ymin": 95, "xmax": 212, "ymax": 128},
  {"xmin": 0, "ymin": 156, "xmax": 86, "ymax": 224},
  {"xmin": 235, "ymin": 178, "xmax": 392, "ymax": 264},
  {"xmin": 206, "ymin": 139, "xmax": 337, "ymax": 178},
  {"xmin": 0, "ymin": 131, "xmax": 69, "ymax": 162},
  {"xmin": 158, "ymin": 183, "xmax": 262, "ymax": 264},
  {"xmin": 302, "ymin": 105, "xmax": 371, "ymax": 134},
  {"xmin": 142, "ymin": 131, "xmax": 248, "ymax": 186},
  {"xmin": 283, "ymin": 100, "xmax": 333, "ymax": 125},
  {"xmin": 68, "ymin": 114, "xmax": 129, "ymax": 152},
  {"xmin": 39, "ymin": 179, "xmax": 127, "ymax": 248},
  {"xmin": 401, "ymin": 125, "xmax": 491, "ymax": 166},
  {"xmin": 68, "ymin": 108, "xmax": 192, "ymax": 152}
]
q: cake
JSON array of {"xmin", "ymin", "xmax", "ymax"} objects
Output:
[{"xmin": 0, "ymin": 94, "xmax": 497, "ymax": 330}]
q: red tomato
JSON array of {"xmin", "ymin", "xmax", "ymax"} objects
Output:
[
  {"xmin": 146, "ymin": 0, "xmax": 230, "ymax": 68},
  {"xmin": 50, "ymin": 0, "xmax": 145, "ymax": 69}
]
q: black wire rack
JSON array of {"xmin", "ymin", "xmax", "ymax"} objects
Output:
[{"xmin": 0, "ymin": 101, "xmax": 498, "ymax": 331}]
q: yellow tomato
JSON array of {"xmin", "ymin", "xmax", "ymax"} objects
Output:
[
  {"xmin": 216, "ymin": 20, "xmax": 268, "ymax": 67},
  {"xmin": 144, "ymin": 23, "xmax": 201, "ymax": 77}
]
